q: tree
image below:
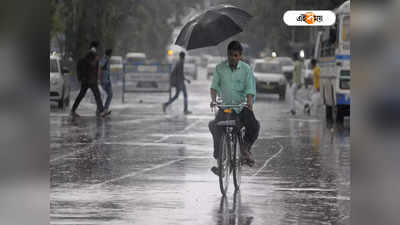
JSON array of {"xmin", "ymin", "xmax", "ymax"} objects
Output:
[{"xmin": 51, "ymin": 0, "xmax": 202, "ymax": 61}]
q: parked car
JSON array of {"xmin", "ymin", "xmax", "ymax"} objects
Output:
[
  {"xmin": 184, "ymin": 56, "xmax": 198, "ymax": 80},
  {"xmin": 110, "ymin": 56, "xmax": 123, "ymax": 81},
  {"xmin": 302, "ymin": 59, "xmax": 314, "ymax": 88},
  {"xmin": 50, "ymin": 54, "xmax": 71, "ymax": 108},
  {"xmin": 276, "ymin": 57, "xmax": 295, "ymax": 82},
  {"xmin": 110, "ymin": 56, "xmax": 123, "ymax": 73},
  {"xmin": 252, "ymin": 59, "xmax": 287, "ymax": 100}
]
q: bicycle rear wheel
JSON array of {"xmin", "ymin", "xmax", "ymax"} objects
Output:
[
  {"xmin": 218, "ymin": 134, "xmax": 231, "ymax": 196},
  {"xmin": 232, "ymin": 135, "xmax": 241, "ymax": 190}
]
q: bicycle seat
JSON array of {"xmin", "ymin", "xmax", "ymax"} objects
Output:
[{"xmin": 216, "ymin": 120, "xmax": 236, "ymax": 127}]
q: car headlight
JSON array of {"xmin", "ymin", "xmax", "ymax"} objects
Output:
[{"xmin": 279, "ymin": 78, "xmax": 285, "ymax": 84}]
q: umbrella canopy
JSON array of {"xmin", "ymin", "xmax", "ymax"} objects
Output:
[{"xmin": 175, "ymin": 5, "xmax": 252, "ymax": 50}]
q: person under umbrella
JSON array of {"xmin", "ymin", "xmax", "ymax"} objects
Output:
[{"xmin": 209, "ymin": 41, "xmax": 260, "ymax": 172}]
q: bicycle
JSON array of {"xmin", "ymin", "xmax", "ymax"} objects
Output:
[{"xmin": 212, "ymin": 102, "xmax": 247, "ymax": 196}]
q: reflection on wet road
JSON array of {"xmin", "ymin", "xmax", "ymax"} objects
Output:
[{"xmin": 50, "ymin": 70, "xmax": 350, "ymax": 225}]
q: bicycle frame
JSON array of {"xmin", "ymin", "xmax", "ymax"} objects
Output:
[{"xmin": 213, "ymin": 103, "xmax": 246, "ymax": 195}]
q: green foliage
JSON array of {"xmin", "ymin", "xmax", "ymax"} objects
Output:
[
  {"xmin": 50, "ymin": 0, "xmax": 64, "ymax": 39},
  {"xmin": 51, "ymin": 0, "xmax": 201, "ymax": 61}
]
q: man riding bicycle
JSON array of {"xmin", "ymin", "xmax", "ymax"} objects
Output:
[{"xmin": 209, "ymin": 41, "xmax": 260, "ymax": 175}]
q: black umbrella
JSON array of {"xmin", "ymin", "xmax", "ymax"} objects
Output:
[{"xmin": 175, "ymin": 5, "xmax": 252, "ymax": 50}]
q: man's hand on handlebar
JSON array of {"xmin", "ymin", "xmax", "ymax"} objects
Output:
[
  {"xmin": 210, "ymin": 101, "xmax": 217, "ymax": 112},
  {"xmin": 247, "ymin": 102, "xmax": 253, "ymax": 111}
]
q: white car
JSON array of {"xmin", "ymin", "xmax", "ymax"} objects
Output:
[
  {"xmin": 276, "ymin": 57, "xmax": 295, "ymax": 81},
  {"xmin": 50, "ymin": 55, "xmax": 70, "ymax": 108},
  {"xmin": 110, "ymin": 56, "xmax": 123, "ymax": 73},
  {"xmin": 252, "ymin": 59, "xmax": 287, "ymax": 100}
]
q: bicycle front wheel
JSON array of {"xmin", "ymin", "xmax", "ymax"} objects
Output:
[
  {"xmin": 232, "ymin": 135, "xmax": 241, "ymax": 190},
  {"xmin": 218, "ymin": 133, "xmax": 231, "ymax": 196}
]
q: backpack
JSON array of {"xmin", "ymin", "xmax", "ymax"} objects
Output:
[
  {"xmin": 76, "ymin": 57, "xmax": 88, "ymax": 83},
  {"xmin": 101, "ymin": 58, "xmax": 109, "ymax": 71},
  {"xmin": 169, "ymin": 64, "xmax": 178, "ymax": 87}
]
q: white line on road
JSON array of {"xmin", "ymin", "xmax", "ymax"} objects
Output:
[
  {"xmin": 155, "ymin": 120, "xmax": 202, "ymax": 143},
  {"xmin": 251, "ymin": 142, "xmax": 284, "ymax": 177},
  {"xmin": 91, "ymin": 158, "xmax": 185, "ymax": 188},
  {"xmin": 50, "ymin": 145, "xmax": 95, "ymax": 164},
  {"xmin": 289, "ymin": 118, "xmax": 321, "ymax": 123},
  {"xmin": 104, "ymin": 141, "xmax": 209, "ymax": 150},
  {"xmin": 274, "ymin": 188, "xmax": 337, "ymax": 192}
]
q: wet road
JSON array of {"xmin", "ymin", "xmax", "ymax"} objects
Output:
[{"xmin": 50, "ymin": 68, "xmax": 350, "ymax": 225}]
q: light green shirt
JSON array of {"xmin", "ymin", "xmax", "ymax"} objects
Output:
[{"xmin": 210, "ymin": 60, "xmax": 256, "ymax": 113}]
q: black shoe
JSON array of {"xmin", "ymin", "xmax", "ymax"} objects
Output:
[
  {"xmin": 102, "ymin": 109, "xmax": 112, "ymax": 116},
  {"xmin": 70, "ymin": 111, "xmax": 80, "ymax": 118},
  {"xmin": 211, "ymin": 166, "xmax": 219, "ymax": 176},
  {"xmin": 98, "ymin": 111, "xmax": 107, "ymax": 117},
  {"xmin": 211, "ymin": 166, "xmax": 225, "ymax": 177},
  {"xmin": 162, "ymin": 103, "xmax": 167, "ymax": 113},
  {"xmin": 184, "ymin": 110, "xmax": 192, "ymax": 115},
  {"xmin": 290, "ymin": 110, "xmax": 296, "ymax": 115},
  {"xmin": 246, "ymin": 155, "xmax": 256, "ymax": 167},
  {"xmin": 304, "ymin": 104, "xmax": 311, "ymax": 114},
  {"xmin": 213, "ymin": 151, "xmax": 218, "ymax": 160},
  {"xmin": 240, "ymin": 144, "xmax": 255, "ymax": 167}
]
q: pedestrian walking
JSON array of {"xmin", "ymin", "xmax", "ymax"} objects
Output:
[
  {"xmin": 290, "ymin": 52, "xmax": 302, "ymax": 115},
  {"xmin": 70, "ymin": 42, "xmax": 106, "ymax": 118},
  {"xmin": 311, "ymin": 59, "xmax": 320, "ymax": 93},
  {"xmin": 99, "ymin": 49, "xmax": 113, "ymax": 115},
  {"xmin": 162, "ymin": 51, "xmax": 192, "ymax": 115}
]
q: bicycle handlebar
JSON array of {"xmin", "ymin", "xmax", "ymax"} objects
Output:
[
  {"xmin": 211, "ymin": 102, "xmax": 248, "ymax": 112},
  {"xmin": 215, "ymin": 103, "xmax": 247, "ymax": 108}
]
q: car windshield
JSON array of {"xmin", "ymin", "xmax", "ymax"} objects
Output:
[
  {"xmin": 279, "ymin": 58, "xmax": 293, "ymax": 66},
  {"xmin": 110, "ymin": 59, "xmax": 121, "ymax": 64},
  {"xmin": 50, "ymin": 59, "xmax": 59, "ymax": 73},
  {"xmin": 126, "ymin": 57, "xmax": 145, "ymax": 64},
  {"xmin": 254, "ymin": 63, "xmax": 281, "ymax": 73}
]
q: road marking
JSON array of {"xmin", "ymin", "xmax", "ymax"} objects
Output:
[
  {"xmin": 50, "ymin": 145, "xmax": 95, "ymax": 164},
  {"xmin": 274, "ymin": 188, "xmax": 337, "ymax": 192},
  {"xmin": 251, "ymin": 142, "xmax": 284, "ymax": 177},
  {"xmin": 50, "ymin": 115, "xmax": 191, "ymax": 163},
  {"xmin": 289, "ymin": 118, "xmax": 321, "ymax": 123},
  {"xmin": 91, "ymin": 158, "xmax": 185, "ymax": 188},
  {"xmin": 105, "ymin": 141, "xmax": 208, "ymax": 148},
  {"xmin": 155, "ymin": 120, "xmax": 202, "ymax": 143}
]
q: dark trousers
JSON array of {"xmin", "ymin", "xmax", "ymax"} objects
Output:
[
  {"xmin": 208, "ymin": 108, "xmax": 260, "ymax": 159},
  {"xmin": 166, "ymin": 83, "xmax": 188, "ymax": 111},
  {"xmin": 71, "ymin": 84, "xmax": 104, "ymax": 113},
  {"xmin": 101, "ymin": 82, "xmax": 113, "ymax": 110}
]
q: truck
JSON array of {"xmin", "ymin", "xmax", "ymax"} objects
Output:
[{"xmin": 314, "ymin": 0, "xmax": 350, "ymax": 123}]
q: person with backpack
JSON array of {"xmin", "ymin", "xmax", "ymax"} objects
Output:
[
  {"xmin": 70, "ymin": 50, "xmax": 106, "ymax": 118},
  {"xmin": 162, "ymin": 51, "xmax": 192, "ymax": 115},
  {"xmin": 99, "ymin": 49, "xmax": 113, "ymax": 114}
]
